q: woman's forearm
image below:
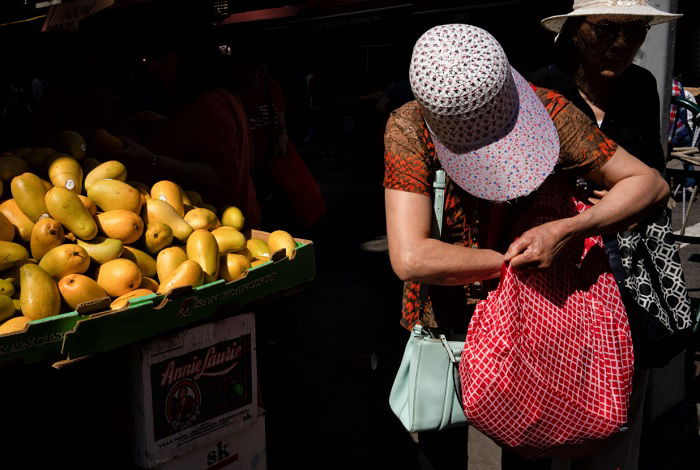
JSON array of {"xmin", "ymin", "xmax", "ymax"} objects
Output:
[
  {"xmin": 391, "ymin": 238, "xmax": 503, "ymax": 285},
  {"xmin": 563, "ymin": 172, "xmax": 669, "ymax": 240}
]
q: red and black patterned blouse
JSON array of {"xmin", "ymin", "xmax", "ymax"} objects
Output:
[{"xmin": 384, "ymin": 86, "xmax": 619, "ymax": 331}]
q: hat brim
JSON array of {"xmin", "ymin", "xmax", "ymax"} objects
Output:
[
  {"xmin": 432, "ymin": 68, "xmax": 560, "ymax": 202},
  {"xmin": 541, "ymin": 5, "xmax": 681, "ymax": 33}
]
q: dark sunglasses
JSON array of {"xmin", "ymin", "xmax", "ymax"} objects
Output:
[{"xmin": 584, "ymin": 20, "xmax": 651, "ymax": 41}]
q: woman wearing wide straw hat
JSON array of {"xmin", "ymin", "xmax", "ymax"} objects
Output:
[
  {"xmin": 533, "ymin": 0, "xmax": 681, "ymax": 173},
  {"xmin": 529, "ymin": 3, "xmax": 685, "ymax": 468},
  {"xmin": 385, "ymin": 23, "xmax": 669, "ymax": 470}
]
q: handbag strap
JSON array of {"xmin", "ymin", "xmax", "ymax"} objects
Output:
[
  {"xmin": 432, "ymin": 169, "xmax": 447, "ymax": 238},
  {"xmin": 439, "ymin": 333, "xmax": 465, "ymax": 407},
  {"xmin": 418, "ymin": 168, "xmax": 447, "ymax": 303}
]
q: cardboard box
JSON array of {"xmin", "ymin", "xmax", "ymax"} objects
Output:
[
  {"xmin": 0, "ymin": 296, "xmax": 154, "ymax": 368},
  {"xmin": 0, "ymin": 311, "xmax": 79, "ymax": 368},
  {"xmin": 132, "ymin": 314, "xmax": 258, "ymax": 468},
  {"xmin": 156, "ymin": 412, "xmax": 266, "ymax": 470},
  {"xmin": 63, "ymin": 231, "xmax": 314, "ymax": 360}
]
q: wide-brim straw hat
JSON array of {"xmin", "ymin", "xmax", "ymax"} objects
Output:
[
  {"xmin": 542, "ymin": 0, "xmax": 682, "ymax": 33},
  {"xmin": 409, "ymin": 24, "xmax": 559, "ymax": 202}
]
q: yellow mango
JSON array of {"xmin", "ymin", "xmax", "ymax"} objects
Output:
[
  {"xmin": 39, "ymin": 244, "xmax": 90, "ymax": 279},
  {"xmin": 0, "ymin": 199, "xmax": 33, "ymax": 241},
  {"xmin": 19, "ymin": 264, "xmax": 60, "ymax": 320},
  {"xmin": 0, "ymin": 279, "xmax": 14, "ymax": 297},
  {"xmin": 157, "ymin": 260, "xmax": 204, "ymax": 295},
  {"xmin": 251, "ymin": 259, "xmax": 271, "ymax": 268},
  {"xmin": 3, "ymin": 259, "xmax": 37, "ymax": 288},
  {"xmin": 0, "ymin": 295, "xmax": 15, "ymax": 322},
  {"xmin": 235, "ymin": 247, "xmax": 254, "ymax": 261},
  {"xmin": 246, "ymin": 238, "xmax": 272, "ymax": 260},
  {"xmin": 84, "ymin": 160, "xmax": 127, "ymax": 191},
  {"xmin": 110, "ymin": 288, "xmax": 154, "ymax": 310},
  {"xmin": 48, "ymin": 155, "xmax": 83, "ymax": 193},
  {"xmin": 30, "ymin": 217, "xmax": 65, "ymax": 261},
  {"xmin": 78, "ymin": 195, "xmax": 97, "ymax": 216},
  {"xmin": 128, "ymin": 181, "xmax": 151, "ymax": 205},
  {"xmin": 268, "ymin": 230, "xmax": 297, "ymax": 260},
  {"xmin": 221, "ymin": 206, "xmax": 245, "ymax": 230},
  {"xmin": 143, "ymin": 199, "xmax": 193, "ymax": 243},
  {"xmin": 11, "ymin": 173, "xmax": 49, "ymax": 222},
  {"xmin": 186, "ymin": 230, "xmax": 219, "ymax": 284},
  {"xmin": 95, "ymin": 258, "xmax": 142, "ymax": 297},
  {"xmin": 56, "ymin": 130, "xmax": 86, "ymax": 159},
  {"xmin": 218, "ymin": 253, "xmax": 251, "ymax": 282},
  {"xmin": 0, "ymin": 241, "xmax": 28, "ymax": 270},
  {"xmin": 45, "ymin": 186, "xmax": 97, "ymax": 240},
  {"xmin": 95, "ymin": 210, "xmax": 144, "ymax": 244},
  {"xmin": 0, "ymin": 211, "xmax": 15, "ymax": 242},
  {"xmin": 58, "ymin": 274, "xmax": 108, "ymax": 310},
  {"xmin": 151, "ymin": 180, "xmax": 185, "ymax": 216},
  {"xmin": 211, "ymin": 226, "xmax": 246, "ymax": 254},
  {"xmin": 156, "ymin": 246, "xmax": 188, "ymax": 282},
  {"xmin": 0, "ymin": 316, "xmax": 29, "ymax": 335},
  {"xmin": 184, "ymin": 208, "xmax": 219, "ymax": 231},
  {"xmin": 139, "ymin": 277, "xmax": 159, "ymax": 291},
  {"xmin": 122, "ymin": 246, "xmax": 157, "ymax": 279},
  {"xmin": 0, "ymin": 156, "xmax": 29, "ymax": 182},
  {"xmin": 201, "ymin": 203, "xmax": 217, "ymax": 215},
  {"xmin": 76, "ymin": 236, "xmax": 123, "ymax": 264},
  {"xmin": 144, "ymin": 222, "xmax": 173, "ymax": 254},
  {"xmin": 88, "ymin": 179, "xmax": 142, "ymax": 214}
]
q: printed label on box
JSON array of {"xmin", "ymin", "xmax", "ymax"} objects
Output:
[
  {"xmin": 133, "ymin": 314, "xmax": 258, "ymax": 467},
  {"xmin": 151, "ymin": 335, "xmax": 254, "ymax": 443}
]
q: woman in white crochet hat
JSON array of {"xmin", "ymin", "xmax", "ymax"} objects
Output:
[
  {"xmin": 527, "ymin": 2, "xmax": 684, "ymax": 470},
  {"xmin": 385, "ymin": 21, "xmax": 670, "ymax": 470}
]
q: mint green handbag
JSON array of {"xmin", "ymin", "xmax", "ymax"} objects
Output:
[
  {"xmin": 389, "ymin": 325, "xmax": 467, "ymax": 432},
  {"xmin": 388, "ymin": 168, "xmax": 468, "ymax": 433}
]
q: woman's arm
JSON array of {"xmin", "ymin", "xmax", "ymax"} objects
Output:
[
  {"xmin": 504, "ymin": 146, "xmax": 669, "ymax": 269},
  {"xmin": 386, "ymin": 188, "xmax": 503, "ymax": 284}
]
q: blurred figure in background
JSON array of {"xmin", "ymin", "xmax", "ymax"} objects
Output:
[{"xmin": 82, "ymin": 1, "xmax": 261, "ymax": 228}]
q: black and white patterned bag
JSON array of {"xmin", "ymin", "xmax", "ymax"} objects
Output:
[{"xmin": 617, "ymin": 208, "xmax": 695, "ymax": 366}]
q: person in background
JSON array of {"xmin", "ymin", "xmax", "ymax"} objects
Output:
[
  {"xmin": 231, "ymin": 52, "xmax": 289, "ymax": 224},
  {"xmin": 82, "ymin": 2, "xmax": 261, "ymax": 229},
  {"xmin": 528, "ymin": 1, "xmax": 683, "ymax": 469},
  {"xmin": 385, "ymin": 23, "xmax": 668, "ymax": 470}
]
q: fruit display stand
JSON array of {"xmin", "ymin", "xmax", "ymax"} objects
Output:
[
  {"xmin": 0, "ymin": 232, "xmax": 313, "ymax": 369},
  {"xmin": 0, "ymin": 296, "xmax": 152, "ymax": 367},
  {"xmin": 59, "ymin": 231, "xmax": 314, "ymax": 364}
]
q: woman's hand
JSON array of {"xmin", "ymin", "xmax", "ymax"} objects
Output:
[
  {"xmin": 503, "ymin": 219, "xmax": 573, "ymax": 270},
  {"xmin": 588, "ymin": 189, "xmax": 608, "ymax": 205}
]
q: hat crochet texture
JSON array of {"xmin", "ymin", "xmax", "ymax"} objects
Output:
[{"xmin": 409, "ymin": 24, "xmax": 560, "ymax": 201}]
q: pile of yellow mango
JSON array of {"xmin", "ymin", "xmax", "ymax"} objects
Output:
[{"xmin": 0, "ymin": 130, "xmax": 297, "ymax": 335}]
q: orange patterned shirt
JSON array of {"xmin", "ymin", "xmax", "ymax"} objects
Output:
[{"xmin": 384, "ymin": 87, "xmax": 618, "ymax": 331}]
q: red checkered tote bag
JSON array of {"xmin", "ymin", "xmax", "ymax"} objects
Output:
[{"xmin": 459, "ymin": 180, "xmax": 634, "ymax": 459}]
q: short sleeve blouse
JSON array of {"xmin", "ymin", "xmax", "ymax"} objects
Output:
[{"xmin": 384, "ymin": 86, "xmax": 618, "ymax": 330}]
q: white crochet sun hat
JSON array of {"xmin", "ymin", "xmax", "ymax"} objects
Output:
[
  {"xmin": 409, "ymin": 24, "xmax": 559, "ymax": 202},
  {"xmin": 541, "ymin": 0, "xmax": 682, "ymax": 33}
]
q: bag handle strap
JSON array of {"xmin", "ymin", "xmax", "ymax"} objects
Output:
[
  {"xmin": 432, "ymin": 169, "xmax": 447, "ymax": 238},
  {"xmin": 418, "ymin": 168, "xmax": 447, "ymax": 304}
]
